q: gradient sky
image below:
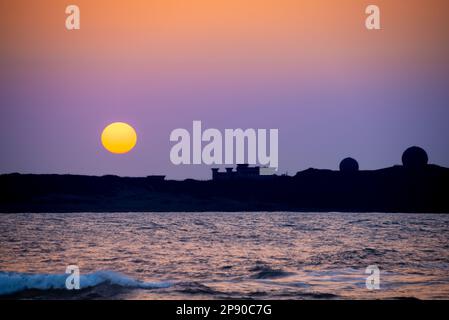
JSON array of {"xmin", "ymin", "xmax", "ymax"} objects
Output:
[{"xmin": 1, "ymin": 0, "xmax": 449, "ymax": 179}]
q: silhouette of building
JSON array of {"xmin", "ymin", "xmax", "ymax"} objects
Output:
[
  {"xmin": 212, "ymin": 164, "xmax": 274, "ymax": 181},
  {"xmin": 145, "ymin": 175, "xmax": 166, "ymax": 182},
  {"xmin": 339, "ymin": 157, "xmax": 359, "ymax": 172},
  {"xmin": 402, "ymin": 146, "xmax": 428, "ymax": 169}
]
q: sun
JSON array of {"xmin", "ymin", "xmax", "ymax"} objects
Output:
[{"xmin": 101, "ymin": 122, "xmax": 137, "ymax": 154}]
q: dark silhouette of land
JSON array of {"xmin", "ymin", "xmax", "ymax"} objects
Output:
[{"xmin": 1, "ymin": 146, "xmax": 448, "ymax": 213}]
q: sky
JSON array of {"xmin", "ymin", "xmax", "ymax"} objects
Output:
[{"xmin": 1, "ymin": 0, "xmax": 449, "ymax": 179}]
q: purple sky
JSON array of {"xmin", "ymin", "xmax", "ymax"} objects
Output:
[{"xmin": 1, "ymin": 0, "xmax": 449, "ymax": 179}]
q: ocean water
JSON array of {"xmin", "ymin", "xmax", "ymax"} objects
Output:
[{"xmin": 0, "ymin": 212, "xmax": 448, "ymax": 300}]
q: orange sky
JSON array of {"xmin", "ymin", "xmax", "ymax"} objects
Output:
[
  {"xmin": 2, "ymin": 0, "xmax": 449, "ymax": 74},
  {"xmin": 1, "ymin": 0, "xmax": 449, "ymax": 178}
]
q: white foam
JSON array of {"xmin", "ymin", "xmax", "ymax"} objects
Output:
[{"xmin": 0, "ymin": 270, "xmax": 171, "ymax": 296}]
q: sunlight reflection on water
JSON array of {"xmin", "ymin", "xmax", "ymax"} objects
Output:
[{"xmin": 0, "ymin": 212, "xmax": 448, "ymax": 299}]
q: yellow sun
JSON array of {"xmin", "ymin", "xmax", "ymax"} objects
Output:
[{"xmin": 101, "ymin": 122, "xmax": 137, "ymax": 154}]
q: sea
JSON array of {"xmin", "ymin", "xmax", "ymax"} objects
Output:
[{"xmin": 0, "ymin": 212, "xmax": 448, "ymax": 299}]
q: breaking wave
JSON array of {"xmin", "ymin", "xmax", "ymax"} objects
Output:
[{"xmin": 0, "ymin": 270, "xmax": 171, "ymax": 296}]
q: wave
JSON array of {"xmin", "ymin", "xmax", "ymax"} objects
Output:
[
  {"xmin": 249, "ymin": 265, "xmax": 295, "ymax": 279},
  {"xmin": 0, "ymin": 270, "xmax": 171, "ymax": 296}
]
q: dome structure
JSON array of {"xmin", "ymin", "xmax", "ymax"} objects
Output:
[
  {"xmin": 402, "ymin": 146, "xmax": 428, "ymax": 169},
  {"xmin": 339, "ymin": 157, "xmax": 359, "ymax": 172}
]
